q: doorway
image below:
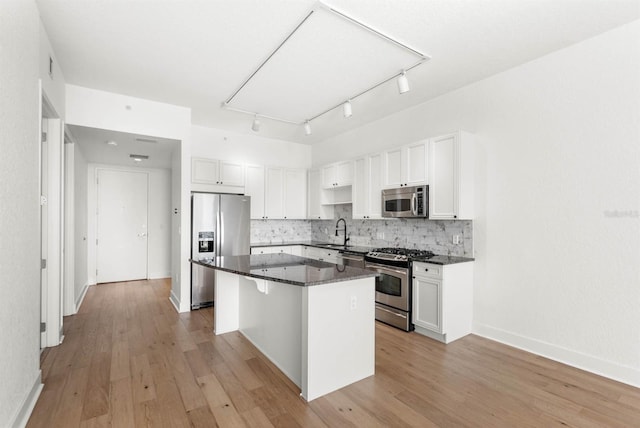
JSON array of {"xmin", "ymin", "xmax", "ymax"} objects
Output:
[
  {"xmin": 40, "ymin": 93, "xmax": 64, "ymax": 349},
  {"xmin": 96, "ymin": 169, "xmax": 149, "ymax": 283}
]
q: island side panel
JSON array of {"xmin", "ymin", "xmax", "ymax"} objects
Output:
[
  {"xmin": 301, "ymin": 277, "xmax": 375, "ymax": 401},
  {"xmin": 238, "ymin": 277, "xmax": 303, "ymax": 387},
  {"xmin": 214, "ymin": 270, "xmax": 240, "ymax": 334}
]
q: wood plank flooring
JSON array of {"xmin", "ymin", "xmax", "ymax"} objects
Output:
[{"xmin": 28, "ymin": 278, "xmax": 640, "ymax": 427}]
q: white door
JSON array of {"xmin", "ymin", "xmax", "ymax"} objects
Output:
[{"xmin": 97, "ymin": 169, "xmax": 148, "ymax": 283}]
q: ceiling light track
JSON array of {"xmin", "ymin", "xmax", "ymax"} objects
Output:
[
  {"xmin": 224, "ymin": 10, "xmax": 316, "ymax": 105},
  {"xmin": 221, "ymin": 0, "xmax": 430, "ymax": 135}
]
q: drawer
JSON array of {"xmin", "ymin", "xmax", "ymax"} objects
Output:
[{"xmin": 412, "ymin": 262, "xmax": 442, "ymax": 279}]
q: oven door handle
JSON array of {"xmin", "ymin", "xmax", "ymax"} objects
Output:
[
  {"xmin": 376, "ymin": 305, "xmax": 408, "ymax": 318},
  {"xmin": 365, "ymin": 262, "xmax": 408, "ymax": 276}
]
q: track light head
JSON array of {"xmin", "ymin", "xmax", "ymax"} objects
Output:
[
  {"xmin": 304, "ymin": 121, "xmax": 312, "ymax": 136},
  {"xmin": 251, "ymin": 115, "xmax": 260, "ymax": 132},
  {"xmin": 397, "ymin": 70, "xmax": 410, "ymax": 94},
  {"xmin": 343, "ymin": 100, "xmax": 352, "ymax": 118}
]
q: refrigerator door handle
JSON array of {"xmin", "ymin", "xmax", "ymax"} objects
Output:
[{"xmin": 216, "ymin": 204, "xmax": 222, "ymax": 255}]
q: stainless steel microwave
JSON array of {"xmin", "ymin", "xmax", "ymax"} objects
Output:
[{"xmin": 382, "ymin": 185, "xmax": 429, "ymax": 218}]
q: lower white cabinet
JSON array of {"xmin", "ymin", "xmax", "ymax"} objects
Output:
[
  {"xmin": 412, "ymin": 261, "xmax": 473, "ymax": 344},
  {"xmin": 251, "ymin": 245, "xmax": 303, "ymax": 256},
  {"xmin": 302, "ymin": 246, "xmax": 340, "ymax": 263},
  {"xmin": 251, "ymin": 246, "xmax": 287, "ymax": 255}
]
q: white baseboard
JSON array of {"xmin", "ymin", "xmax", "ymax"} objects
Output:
[
  {"xmin": 473, "ymin": 323, "xmax": 640, "ymax": 388},
  {"xmin": 74, "ymin": 282, "xmax": 90, "ymax": 312},
  {"xmin": 9, "ymin": 371, "xmax": 43, "ymax": 428},
  {"xmin": 149, "ymin": 271, "xmax": 171, "ymax": 280},
  {"xmin": 169, "ymin": 290, "xmax": 181, "ymax": 313}
]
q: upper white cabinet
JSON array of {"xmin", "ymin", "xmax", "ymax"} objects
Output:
[
  {"xmin": 264, "ymin": 167, "xmax": 284, "ymax": 219},
  {"xmin": 244, "ymin": 165, "xmax": 266, "ymax": 219},
  {"xmin": 428, "ymin": 131, "xmax": 474, "ymax": 219},
  {"xmin": 192, "ymin": 158, "xmax": 245, "ymax": 187},
  {"xmin": 308, "ymin": 169, "xmax": 334, "ymax": 220},
  {"xmin": 254, "ymin": 167, "xmax": 307, "ymax": 220},
  {"xmin": 352, "ymin": 153, "xmax": 383, "ymax": 219},
  {"xmin": 322, "ymin": 160, "xmax": 354, "ymax": 188},
  {"xmin": 382, "ymin": 140, "xmax": 428, "ymax": 188},
  {"xmin": 283, "ymin": 168, "xmax": 307, "ymax": 219}
]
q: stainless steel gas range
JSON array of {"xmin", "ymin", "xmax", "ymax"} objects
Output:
[{"xmin": 365, "ymin": 247, "xmax": 435, "ymax": 331}]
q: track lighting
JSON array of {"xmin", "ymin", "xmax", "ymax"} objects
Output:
[
  {"xmin": 251, "ymin": 115, "xmax": 261, "ymax": 132},
  {"xmin": 397, "ymin": 70, "xmax": 410, "ymax": 94},
  {"xmin": 304, "ymin": 121, "xmax": 312, "ymax": 136},
  {"xmin": 343, "ymin": 100, "xmax": 352, "ymax": 118}
]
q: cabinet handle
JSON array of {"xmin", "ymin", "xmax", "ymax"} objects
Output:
[
  {"xmin": 412, "ymin": 276, "xmax": 415, "ymax": 279},
  {"xmin": 425, "ymin": 268, "xmax": 429, "ymax": 271}
]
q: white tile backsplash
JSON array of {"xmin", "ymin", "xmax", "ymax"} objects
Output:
[
  {"xmin": 251, "ymin": 204, "xmax": 473, "ymax": 257},
  {"xmin": 250, "ymin": 219, "xmax": 312, "ymax": 244}
]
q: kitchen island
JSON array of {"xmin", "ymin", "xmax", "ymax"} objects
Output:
[{"xmin": 191, "ymin": 254, "xmax": 378, "ymax": 401}]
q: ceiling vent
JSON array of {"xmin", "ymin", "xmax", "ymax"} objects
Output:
[{"xmin": 129, "ymin": 154, "xmax": 149, "ymax": 162}]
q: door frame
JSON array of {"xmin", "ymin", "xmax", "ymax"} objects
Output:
[{"xmin": 40, "ymin": 86, "xmax": 64, "ymax": 348}]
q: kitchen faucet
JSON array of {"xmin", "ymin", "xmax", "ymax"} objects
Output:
[{"xmin": 335, "ymin": 218, "xmax": 350, "ymax": 247}]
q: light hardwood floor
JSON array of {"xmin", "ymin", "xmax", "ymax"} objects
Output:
[{"xmin": 27, "ymin": 278, "xmax": 639, "ymax": 427}]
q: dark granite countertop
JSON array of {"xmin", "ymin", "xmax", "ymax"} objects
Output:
[
  {"xmin": 250, "ymin": 241, "xmax": 374, "ymax": 255},
  {"xmin": 191, "ymin": 254, "xmax": 378, "ymax": 286},
  {"xmin": 413, "ymin": 255, "xmax": 475, "ymax": 265},
  {"xmin": 250, "ymin": 241, "xmax": 474, "ymax": 265}
]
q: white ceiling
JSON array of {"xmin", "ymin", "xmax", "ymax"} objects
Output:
[
  {"xmin": 38, "ymin": 0, "xmax": 640, "ymax": 146},
  {"xmin": 67, "ymin": 125, "xmax": 179, "ymax": 169}
]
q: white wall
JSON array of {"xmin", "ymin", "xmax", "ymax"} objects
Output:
[
  {"xmin": 191, "ymin": 125, "xmax": 312, "ymax": 168},
  {"xmin": 39, "ymin": 19, "xmax": 65, "ymax": 119},
  {"xmin": 73, "ymin": 145, "xmax": 89, "ymax": 307},
  {"xmin": 0, "ymin": 1, "xmax": 43, "ymax": 426},
  {"xmin": 65, "ymin": 85, "xmax": 192, "ymax": 311},
  {"xmin": 313, "ymin": 21, "xmax": 640, "ymax": 386},
  {"xmin": 85, "ymin": 164, "xmax": 172, "ymax": 284}
]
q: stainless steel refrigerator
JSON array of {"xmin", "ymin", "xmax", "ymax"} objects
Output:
[{"xmin": 191, "ymin": 192, "xmax": 251, "ymax": 309}]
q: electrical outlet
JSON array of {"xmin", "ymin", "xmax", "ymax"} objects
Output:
[
  {"xmin": 376, "ymin": 232, "xmax": 384, "ymax": 239},
  {"xmin": 350, "ymin": 296, "xmax": 357, "ymax": 310},
  {"xmin": 453, "ymin": 235, "xmax": 460, "ymax": 245}
]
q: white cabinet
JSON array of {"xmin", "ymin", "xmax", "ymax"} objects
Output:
[
  {"xmin": 244, "ymin": 165, "xmax": 265, "ymax": 219},
  {"xmin": 412, "ymin": 261, "xmax": 473, "ymax": 344},
  {"xmin": 251, "ymin": 246, "xmax": 288, "ymax": 255},
  {"xmin": 251, "ymin": 245, "xmax": 304, "ymax": 256},
  {"xmin": 307, "ymin": 169, "xmax": 333, "ymax": 219},
  {"xmin": 303, "ymin": 246, "xmax": 340, "ymax": 263},
  {"xmin": 322, "ymin": 160, "xmax": 353, "ymax": 189},
  {"xmin": 191, "ymin": 158, "xmax": 245, "ymax": 187},
  {"xmin": 428, "ymin": 131, "xmax": 474, "ymax": 219},
  {"xmin": 352, "ymin": 153, "xmax": 383, "ymax": 219},
  {"xmin": 264, "ymin": 167, "xmax": 284, "ymax": 219},
  {"xmin": 258, "ymin": 167, "xmax": 307, "ymax": 220},
  {"xmin": 247, "ymin": 167, "xmax": 306, "ymax": 220},
  {"xmin": 283, "ymin": 169, "xmax": 307, "ymax": 219},
  {"xmin": 382, "ymin": 140, "xmax": 428, "ymax": 188}
]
